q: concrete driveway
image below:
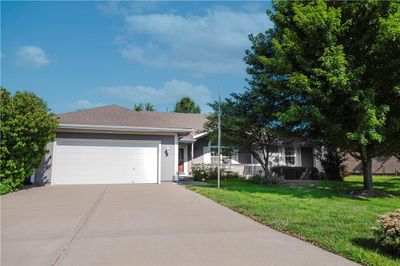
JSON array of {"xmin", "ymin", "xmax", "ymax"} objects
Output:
[{"xmin": 1, "ymin": 183, "xmax": 358, "ymax": 266}]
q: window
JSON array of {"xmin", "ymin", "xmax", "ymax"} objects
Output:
[
  {"xmin": 285, "ymin": 147, "xmax": 295, "ymax": 166},
  {"xmin": 209, "ymin": 146, "xmax": 239, "ymax": 165}
]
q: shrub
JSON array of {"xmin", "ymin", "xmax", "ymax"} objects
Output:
[
  {"xmin": 318, "ymin": 147, "xmax": 346, "ymax": 181},
  {"xmin": 371, "ymin": 209, "xmax": 400, "ymax": 256},
  {"xmin": 208, "ymin": 167, "xmax": 219, "ymax": 180},
  {"xmin": 251, "ymin": 171, "xmax": 284, "ymax": 185},
  {"xmin": 0, "ymin": 88, "xmax": 58, "ymax": 193},
  {"xmin": 271, "ymin": 166, "xmax": 301, "ymax": 180},
  {"xmin": 192, "ymin": 165, "xmax": 209, "ymax": 181},
  {"xmin": 0, "ymin": 183, "xmax": 12, "ymax": 195},
  {"xmin": 252, "ymin": 173, "xmax": 265, "ymax": 184},
  {"xmin": 191, "ymin": 165, "xmax": 240, "ymax": 181},
  {"xmin": 270, "ymin": 166, "xmax": 320, "ymax": 180},
  {"xmin": 224, "ymin": 171, "xmax": 239, "ymax": 179},
  {"xmin": 192, "ymin": 165, "xmax": 219, "ymax": 181},
  {"xmin": 300, "ymin": 167, "xmax": 320, "ymax": 180}
]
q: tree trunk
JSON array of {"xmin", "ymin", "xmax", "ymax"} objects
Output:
[
  {"xmin": 360, "ymin": 145, "xmax": 373, "ymax": 191},
  {"xmin": 250, "ymin": 151, "xmax": 270, "ymax": 179},
  {"xmin": 261, "ymin": 163, "xmax": 270, "ymax": 178}
]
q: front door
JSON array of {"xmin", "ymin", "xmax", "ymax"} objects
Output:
[{"xmin": 178, "ymin": 148, "xmax": 185, "ymax": 173}]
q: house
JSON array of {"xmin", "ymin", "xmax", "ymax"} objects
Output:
[
  {"xmin": 33, "ymin": 105, "xmax": 320, "ymax": 185},
  {"xmin": 344, "ymin": 155, "xmax": 399, "ymax": 175}
]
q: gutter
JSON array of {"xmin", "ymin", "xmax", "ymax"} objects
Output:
[
  {"xmin": 57, "ymin": 123, "xmax": 193, "ymax": 133},
  {"xmin": 193, "ymin": 131, "xmax": 209, "ymax": 139}
]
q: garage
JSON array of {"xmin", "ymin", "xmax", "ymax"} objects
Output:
[{"xmin": 51, "ymin": 138, "xmax": 160, "ymax": 185}]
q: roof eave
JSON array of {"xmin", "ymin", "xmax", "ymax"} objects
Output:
[
  {"xmin": 57, "ymin": 123, "xmax": 193, "ymax": 133},
  {"xmin": 193, "ymin": 131, "xmax": 209, "ymax": 139}
]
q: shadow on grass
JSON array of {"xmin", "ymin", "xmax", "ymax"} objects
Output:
[
  {"xmin": 197, "ymin": 178, "xmax": 400, "ymax": 199},
  {"xmin": 352, "ymin": 238, "xmax": 400, "ymax": 260}
]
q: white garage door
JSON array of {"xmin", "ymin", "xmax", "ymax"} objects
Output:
[{"xmin": 52, "ymin": 138, "xmax": 160, "ymax": 185}]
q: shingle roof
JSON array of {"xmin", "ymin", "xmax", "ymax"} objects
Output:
[
  {"xmin": 141, "ymin": 111, "xmax": 207, "ymax": 132},
  {"xmin": 58, "ymin": 105, "xmax": 207, "ymax": 132}
]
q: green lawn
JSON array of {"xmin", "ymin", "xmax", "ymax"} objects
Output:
[{"xmin": 187, "ymin": 176, "xmax": 400, "ymax": 266}]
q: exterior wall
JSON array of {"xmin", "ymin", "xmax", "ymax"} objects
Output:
[
  {"xmin": 191, "ymin": 137, "xmax": 253, "ymax": 165},
  {"xmin": 239, "ymin": 152, "xmax": 252, "ymax": 164},
  {"xmin": 189, "ymin": 136, "xmax": 317, "ymax": 176},
  {"xmin": 35, "ymin": 132, "xmax": 176, "ymax": 184},
  {"xmin": 192, "ymin": 137, "xmax": 209, "ymax": 164},
  {"xmin": 344, "ymin": 155, "xmax": 400, "ymax": 175}
]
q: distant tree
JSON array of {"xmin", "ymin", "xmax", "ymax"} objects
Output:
[
  {"xmin": 0, "ymin": 87, "xmax": 58, "ymax": 194},
  {"xmin": 134, "ymin": 102, "xmax": 155, "ymax": 111},
  {"xmin": 134, "ymin": 103, "xmax": 144, "ymax": 111},
  {"xmin": 144, "ymin": 102, "xmax": 155, "ymax": 111},
  {"xmin": 174, "ymin": 97, "xmax": 201, "ymax": 113},
  {"xmin": 245, "ymin": 0, "xmax": 400, "ymax": 191}
]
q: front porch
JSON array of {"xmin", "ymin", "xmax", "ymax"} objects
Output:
[{"xmin": 178, "ymin": 140, "xmax": 195, "ymax": 178}]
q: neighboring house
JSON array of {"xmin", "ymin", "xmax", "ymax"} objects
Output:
[
  {"xmin": 33, "ymin": 105, "xmax": 320, "ymax": 185},
  {"xmin": 344, "ymin": 155, "xmax": 400, "ymax": 175}
]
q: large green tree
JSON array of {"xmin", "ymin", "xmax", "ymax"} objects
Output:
[
  {"xmin": 246, "ymin": 0, "xmax": 400, "ymax": 190},
  {"xmin": 206, "ymin": 90, "xmax": 281, "ymax": 178},
  {"xmin": 174, "ymin": 97, "xmax": 201, "ymax": 113},
  {"xmin": 0, "ymin": 88, "xmax": 58, "ymax": 193}
]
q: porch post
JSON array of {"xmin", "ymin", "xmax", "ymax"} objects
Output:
[
  {"xmin": 174, "ymin": 134, "xmax": 179, "ymax": 182},
  {"xmin": 191, "ymin": 142, "xmax": 194, "ymax": 174}
]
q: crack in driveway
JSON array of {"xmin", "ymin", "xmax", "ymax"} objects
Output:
[{"xmin": 51, "ymin": 185, "xmax": 108, "ymax": 266}]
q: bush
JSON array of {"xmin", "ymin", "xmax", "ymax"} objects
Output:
[
  {"xmin": 270, "ymin": 166, "xmax": 320, "ymax": 180},
  {"xmin": 224, "ymin": 171, "xmax": 239, "ymax": 179},
  {"xmin": 371, "ymin": 209, "xmax": 400, "ymax": 256},
  {"xmin": 0, "ymin": 183, "xmax": 12, "ymax": 195},
  {"xmin": 301, "ymin": 167, "xmax": 320, "ymax": 180},
  {"xmin": 318, "ymin": 147, "xmax": 346, "ymax": 181},
  {"xmin": 252, "ymin": 173, "xmax": 265, "ymax": 184},
  {"xmin": 271, "ymin": 166, "xmax": 304, "ymax": 179},
  {"xmin": 192, "ymin": 165, "xmax": 209, "ymax": 181},
  {"xmin": 251, "ymin": 171, "xmax": 284, "ymax": 185},
  {"xmin": 191, "ymin": 165, "xmax": 240, "ymax": 181},
  {"xmin": 0, "ymin": 88, "xmax": 58, "ymax": 192},
  {"xmin": 192, "ymin": 165, "xmax": 219, "ymax": 181},
  {"xmin": 208, "ymin": 167, "xmax": 219, "ymax": 180}
]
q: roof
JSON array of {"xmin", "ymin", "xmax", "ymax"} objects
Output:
[
  {"xmin": 58, "ymin": 105, "xmax": 207, "ymax": 133},
  {"xmin": 141, "ymin": 111, "xmax": 207, "ymax": 132}
]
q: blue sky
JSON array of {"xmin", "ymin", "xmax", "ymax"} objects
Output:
[{"xmin": 1, "ymin": 1, "xmax": 272, "ymax": 113}]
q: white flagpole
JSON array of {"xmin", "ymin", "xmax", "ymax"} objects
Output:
[{"xmin": 217, "ymin": 83, "xmax": 221, "ymax": 189}]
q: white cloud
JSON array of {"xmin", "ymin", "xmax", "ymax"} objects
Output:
[
  {"xmin": 97, "ymin": 1, "xmax": 161, "ymax": 16},
  {"xmin": 74, "ymin": 100, "xmax": 104, "ymax": 109},
  {"xmin": 54, "ymin": 100, "xmax": 106, "ymax": 113},
  {"xmin": 68, "ymin": 100, "xmax": 105, "ymax": 111},
  {"xmin": 14, "ymin": 46, "xmax": 51, "ymax": 68},
  {"xmin": 92, "ymin": 80, "xmax": 211, "ymax": 111},
  {"xmin": 117, "ymin": 8, "xmax": 271, "ymax": 75}
]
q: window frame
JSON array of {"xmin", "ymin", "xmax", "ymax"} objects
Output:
[{"xmin": 284, "ymin": 147, "xmax": 296, "ymax": 166}]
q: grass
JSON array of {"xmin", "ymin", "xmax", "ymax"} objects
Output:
[{"xmin": 187, "ymin": 175, "xmax": 400, "ymax": 266}]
